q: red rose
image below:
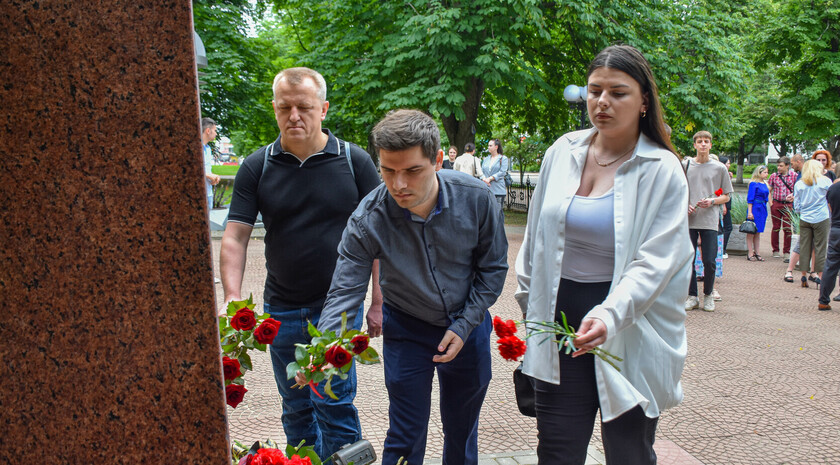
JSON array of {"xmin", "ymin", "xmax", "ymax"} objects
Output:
[
  {"xmin": 254, "ymin": 318, "xmax": 281, "ymax": 344},
  {"xmin": 231, "ymin": 308, "xmax": 257, "ymax": 331},
  {"xmin": 251, "ymin": 448, "xmax": 288, "ymax": 465},
  {"xmin": 498, "ymin": 335, "xmax": 527, "ymax": 361},
  {"xmin": 324, "ymin": 345, "xmax": 353, "ymax": 368},
  {"xmin": 350, "ymin": 334, "xmax": 369, "ymax": 354},
  {"xmin": 225, "ymin": 383, "xmax": 248, "ymax": 408},
  {"xmin": 285, "ymin": 455, "xmax": 312, "ymax": 465},
  {"xmin": 222, "ymin": 356, "xmax": 242, "ymax": 381},
  {"xmin": 492, "ymin": 316, "xmax": 517, "ymax": 338},
  {"xmin": 715, "ymin": 188, "xmax": 723, "ymax": 196}
]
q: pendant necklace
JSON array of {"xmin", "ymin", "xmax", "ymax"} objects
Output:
[{"xmin": 593, "ymin": 144, "xmax": 636, "ymax": 167}]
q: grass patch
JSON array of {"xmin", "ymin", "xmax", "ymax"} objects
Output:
[
  {"xmin": 504, "ymin": 210, "xmax": 528, "ymax": 226},
  {"xmin": 212, "ymin": 165, "xmax": 240, "ymax": 176}
]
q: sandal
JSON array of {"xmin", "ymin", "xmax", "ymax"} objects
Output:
[
  {"xmin": 784, "ymin": 272, "xmax": 794, "ymax": 282},
  {"xmin": 802, "ymin": 276, "xmax": 809, "ymax": 288},
  {"xmin": 809, "ymin": 273, "xmax": 818, "ymax": 283},
  {"xmin": 753, "ymin": 253, "xmax": 765, "ymax": 262},
  {"xmin": 746, "ymin": 255, "xmax": 755, "ymax": 261}
]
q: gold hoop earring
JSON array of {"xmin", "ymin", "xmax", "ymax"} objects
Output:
[{"xmin": 641, "ymin": 110, "xmax": 647, "ymax": 118}]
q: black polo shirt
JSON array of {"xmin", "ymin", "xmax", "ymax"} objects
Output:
[{"xmin": 228, "ymin": 129, "xmax": 381, "ymax": 307}]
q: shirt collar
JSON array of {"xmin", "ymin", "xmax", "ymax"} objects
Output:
[
  {"xmin": 387, "ymin": 172, "xmax": 448, "ymax": 220},
  {"xmin": 567, "ymin": 128, "xmax": 672, "ymax": 169},
  {"xmin": 268, "ymin": 128, "xmax": 339, "ymax": 157}
]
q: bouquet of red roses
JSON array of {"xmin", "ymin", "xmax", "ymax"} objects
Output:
[
  {"xmin": 220, "ymin": 294, "xmax": 282, "ymax": 408},
  {"xmin": 286, "ymin": 312, "xmax": 379, "ymax": 400},
  {"xmin": 492, "ymin": 314, "xmax": 622, "ymax": 371}
]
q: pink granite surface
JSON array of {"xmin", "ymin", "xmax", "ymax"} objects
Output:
[{"xmin": 0, "ymin": 1, "xmax": 229, "ymax": 463}]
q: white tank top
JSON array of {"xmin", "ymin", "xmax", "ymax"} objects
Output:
[{"xmin": 561, "ymin": 190, "xmax": 616, "ymax": 282}]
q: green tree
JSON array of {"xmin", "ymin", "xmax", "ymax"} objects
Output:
[
  {"xmin": 757, "ymin": 0, "xmax": 840, "ymax": 160},
  {"xmin": 193, "ymin": 1, "xmax": 285, "ymax": 158},
  {"xmin": 272, "ymin": 0, "xmax": 551, "ymax": 152}
]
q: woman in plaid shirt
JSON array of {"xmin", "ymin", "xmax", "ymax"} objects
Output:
[{"xmin": 767, "ymin": 156, "xmax": 798, "ymax": 259}]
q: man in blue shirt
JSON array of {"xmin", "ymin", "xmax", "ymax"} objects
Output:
[
  {"xmin": 317, "ymin": 109, "xmax": 508, "ymax": 465},
  {"xmin": 201, "ymin": 117, "xmax": 220, "ymax": 209}
]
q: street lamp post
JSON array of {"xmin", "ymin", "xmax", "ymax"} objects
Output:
[{"xmin": 563, "ymin": 84, "xmax": 588, "ymax": 130}]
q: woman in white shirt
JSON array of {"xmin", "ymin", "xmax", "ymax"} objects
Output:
[{"xmin": 515, "ymin": 45, "xmax": 692, "ymax": 464}]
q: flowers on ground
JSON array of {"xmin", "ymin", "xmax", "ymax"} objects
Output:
[
  {"xmin": 287, "ymin": 312, "xmax": 380, "ymax": 400},
  {"xmin": 232, "ymin": 439, "xmax": 320, "ymax": 465},
  {"xmin": 491, "ymin": 313, "xmax": 622, "ymax": 371},
  {"xmin": 220, "ymin": 294, "xmax": 281, "ymax": 408}
]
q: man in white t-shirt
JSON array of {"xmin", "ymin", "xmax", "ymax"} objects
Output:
[
  {"xmin": 685, "ymin": 131, "xmax": 733, "ymax": 312},
  {"xmin": 453, "ymin": 142, "xmax": 485, "ymax": 179}
]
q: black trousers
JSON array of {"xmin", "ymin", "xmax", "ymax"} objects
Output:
[
  {"xmin": 721, "ymin": 199, "xmax": 733, "ymax": 251},
  {"xmin": 534, "ymin": 279, "xmax": 658, "ymax": 465},
  {"xmin": 819, "ymin": 228, "xmax": 840, "ymax": 305},
  {"xmin": 689, "ymin": 229, "xmax": 718, "ymax": 296}
]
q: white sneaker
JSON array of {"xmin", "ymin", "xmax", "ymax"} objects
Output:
[
  {"xmin": 711, "ymin": 289, "xmax": 722, "ymax": 301},
  {"xmin": 722, "ymin": 253, "xmax": 729, "ymax": 259},
  {"xmin": 772, "ymin": 252, "xmax": 781, "ymax": 258},
  {"xmin": 685, "ymin": 296, "xmax": 700, "ymax": 311},
  {"xmin": 214, "ymin": 277, "xmax": 221, "ymax": 284},
  {"xmin": 703, "ymin": 295, "xmax": 716, "ymax": 312}
]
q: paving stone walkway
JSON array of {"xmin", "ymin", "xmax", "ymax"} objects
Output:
[{"xmin": 213, "ymin": 226, "xmax": 840, "ymax": 464}]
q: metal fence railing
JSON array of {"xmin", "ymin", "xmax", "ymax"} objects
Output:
[{"xmin": 506, "ymin": 178, "xmax": 536, "ymax": 212}]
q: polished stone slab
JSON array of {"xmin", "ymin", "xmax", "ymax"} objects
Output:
[{"xmin": 0, "ymin": 1, "xmax": 228, "ymax": 463}]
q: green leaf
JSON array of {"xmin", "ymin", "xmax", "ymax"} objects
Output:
[
  {"xmin": 324, "ymin": 377, "xmax": 339, "ymax": 400},
  {"xmin": 286, "ymin": 361, "xmax": 301, "ymax": 380},
  {"xmin": 239, "ymin": 352, "xmax": 253, "ymax": 371},
  {"xmin": 307, "ymin": 321, "xmax": 322, "ymax": 338}
]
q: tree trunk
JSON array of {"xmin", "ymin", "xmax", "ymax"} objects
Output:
[
  {"xmin": 828, "ymin": 135, "xmax": 840, "ymax": 162},
  {"xmin": 441, "ymin": 77, "xmax": 485, "ymax": 153}
]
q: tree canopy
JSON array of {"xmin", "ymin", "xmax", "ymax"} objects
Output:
[{"xmin": 193, "ymin": 0, "xmax": 838, "ymax": 169}]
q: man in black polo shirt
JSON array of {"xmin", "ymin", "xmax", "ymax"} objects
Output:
[{"xmin": 220, "ymin": 67, "xmax": 382, "ymax": 459}]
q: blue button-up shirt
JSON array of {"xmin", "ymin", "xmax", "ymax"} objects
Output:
[{"xmin": 319, "ymin": 169, "xmax": 509, "ymax": 341}]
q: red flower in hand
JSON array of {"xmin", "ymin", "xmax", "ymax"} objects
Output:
[
  {"xmin": 350, "ymin": 334, "xmax": 369, "ymax": 354},
  {"xmin": 251, "ymin": 448, "xmax": 288, "ymax": 465},
  {"xmin": 254, "ymin": 318, "xmax": 281, "ymax": 344},
  {"xmin": 492, "ymin": 316, "xmax": 517, "ymax": 338},
  {"xmin": 225, "ymin": 383, "xmax": 248, "ymax": 408},
  {"xmin": 715, "ymin": 188, "xmax": 723, "ymax": 196},
  {"xmin": 222, "ymin": 356, "xmax": 242, "ymax": 381},
  {"xmin": 324, "ymin": 345, "xmax": 353, "ymax": 368},
  {"xmin": 231, "ymin": 308, "xmax": 257, "ymax": 331},
  {"xmin": 498, "ymin": 335, "xmax": 527, "ymax": 361}
]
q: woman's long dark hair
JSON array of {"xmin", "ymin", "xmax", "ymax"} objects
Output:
[{"xmin": 587, "ymin": 45, "xmax": 678, "ymax": 157}]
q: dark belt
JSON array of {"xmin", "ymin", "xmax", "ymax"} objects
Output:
[{"xmin": 774, "ymin": 200, "xmax": 791, "ymax": 204}]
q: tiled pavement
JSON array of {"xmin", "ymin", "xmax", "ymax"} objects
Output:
[{"xmin": 212, "ymin": 225, "xmax": 840, "ymax": 464}]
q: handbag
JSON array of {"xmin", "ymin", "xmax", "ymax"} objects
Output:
[
  {"xmin": 504, "ymin": 171, "xmax": 513, "ymax": 188},
  {"xmin": 512, "ymin": 363, "xmax": 536, "ymax": 417},
  {"xmin": 739, "ymin": 220, "xmax": 758, "ymax": 234}
]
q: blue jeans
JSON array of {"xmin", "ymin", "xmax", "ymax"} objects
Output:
[
  {"xmin": 381, "ymin": 304, "xmax": 492, "ymax": 465},
  {"xmin": 265, "ymin": 303, "xmax": 364, "ymax": 459}
]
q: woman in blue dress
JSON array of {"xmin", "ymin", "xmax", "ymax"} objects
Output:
[{"xmin": 746, "ymin": 165, "xmax": 770, "ymax": 261}]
